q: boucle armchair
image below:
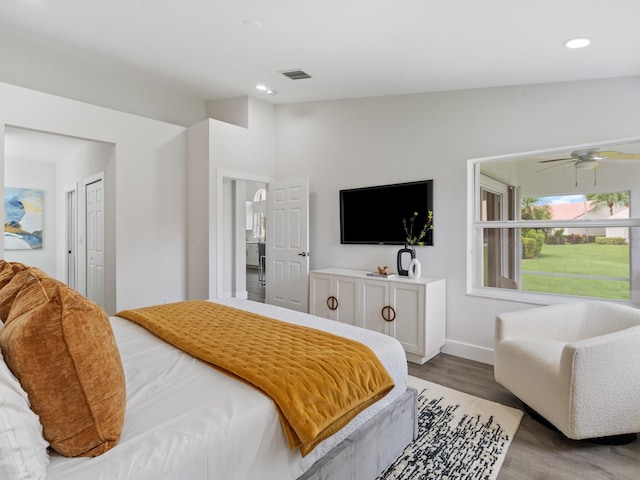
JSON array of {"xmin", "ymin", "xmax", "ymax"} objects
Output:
[{"xmin": 495, "ymin": 302, "xmax": 640, "ymax": 443}]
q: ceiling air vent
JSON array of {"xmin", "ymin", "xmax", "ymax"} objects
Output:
[{"xmin": 281, "ymin": 69, "xmax": 312, "ymax": 80}]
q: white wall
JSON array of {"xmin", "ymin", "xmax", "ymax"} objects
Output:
[
  {"xmin": 0, "ymin": 33, "xmax": 207, "ymax": 127},
  {"xmin": 4, "ymin": 157, "xmax": 56, "ymax": 274},
  {"xmin": 56, "ymin": 139, "xmax": 114, "ymax": 310},
  {"xmin": 0, "ymin": 81, "xmax": 187, "ymax": 313},
  {"xmin": 274, "ymin": 76, "xmax": 640, "ymax": 363},
  {"xmin": 187, "ymin": 96, "xmax": 276, "ymax": 300},
  {"xmin": 5, "ymin": 73, "xmax": 639, "ymax": 362}
]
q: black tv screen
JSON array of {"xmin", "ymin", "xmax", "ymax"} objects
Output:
[{"xmin": 340, "ymin": 180, "xmax": 433, "ymax": 245}]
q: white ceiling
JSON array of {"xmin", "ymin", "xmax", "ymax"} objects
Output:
[{"xmin": 1, "ymin": 0, "xmax": 639, "ymax": 106}]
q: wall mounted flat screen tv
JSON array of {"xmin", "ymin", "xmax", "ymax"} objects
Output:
[{"xmin": 340, "ymin": 179, "xmax": 433, "ymax": 245}]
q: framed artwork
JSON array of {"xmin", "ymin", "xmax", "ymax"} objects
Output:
[{"xmin": 4, "ymin": 187, "xmax": 43, "ymax": 249}]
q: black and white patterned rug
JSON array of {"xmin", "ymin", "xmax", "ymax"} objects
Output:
[{"xmin": 378, "ymin": 376, "xmax": 523, "ymax": 480}]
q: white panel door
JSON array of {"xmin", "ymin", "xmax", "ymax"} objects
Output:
[
  {"xmin": 86, "ymin": 179, "xmax": 105, "ymax": 309},
  {"xmin": 266, "ymin": 178, "xmax": 309, "ymax": 312}
]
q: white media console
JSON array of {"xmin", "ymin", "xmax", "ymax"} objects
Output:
[{"xmin": 309, "ymin": 268, "xmax": 446, "ymax": 364}]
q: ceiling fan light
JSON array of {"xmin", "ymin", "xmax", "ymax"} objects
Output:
[{"xmin": 576, "ymin": 159, "xmax": 598, "ymax": 170}]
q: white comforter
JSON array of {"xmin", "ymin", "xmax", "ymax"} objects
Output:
[{"xmin": 47, "ymin": 298, "xmax": 408, "ymax": 480}]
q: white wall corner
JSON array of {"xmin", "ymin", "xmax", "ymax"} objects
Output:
[{"xmin": 207, "ymin": 96, "xmax": 249, "ymax": 128}]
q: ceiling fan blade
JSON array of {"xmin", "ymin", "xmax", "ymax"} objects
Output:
[
  {"xmin": 538, "ymin": 157, "xmax": 573, "ymax": 164},
  {"xmin": 598, "ymin": 151, "xmax": 640, "ymax": 160},
  {"xmin": 536, "ymin": 159, "xmax": 575, "ymax": 172}
]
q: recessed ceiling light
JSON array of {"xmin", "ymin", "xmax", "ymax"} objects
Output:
[
  {"xmin": 256, "ymin": 85, "xmax": 277, "ymax": 96},
  {"xmin": 243, "ymin": 19, "xmax": 263, "ymax": 29},
  {"xmin": 564, "ymin": 37, "xmax": 591, "ymax": 49}
]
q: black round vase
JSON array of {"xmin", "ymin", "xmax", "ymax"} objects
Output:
[{"xmin": 396, "ymin": 246, "xmax": 416, "ymax": 276}]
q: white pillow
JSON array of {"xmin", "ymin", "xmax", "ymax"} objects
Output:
[{"xmin": 0, "ymin": 333, "xmax": 49, "ymax": 480}]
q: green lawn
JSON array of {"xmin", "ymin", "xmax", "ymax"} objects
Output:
[{"xmin": 521, "ymin": 243, "xmax": 629, "ymax": 300}]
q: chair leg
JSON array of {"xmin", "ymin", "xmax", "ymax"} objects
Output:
[
  {"xmin": 587, "ymin": 433, "xmax": 638, "ymax": 445},
  {"xmin": 523, "ymin": 403, "xmax": 638, "ymax": 445},
  {"xmin": 522, "ymin": 403, "xmax": 559, "ymax": 433}
]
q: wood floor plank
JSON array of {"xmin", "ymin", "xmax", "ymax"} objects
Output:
[{"xmin": 409, "ymin": 353, "xmax": 640, "ymax": 480}]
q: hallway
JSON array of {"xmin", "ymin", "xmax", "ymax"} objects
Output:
[{"xmin": 246, "ymin": 267, "xmax": 265, "ymax": 303}]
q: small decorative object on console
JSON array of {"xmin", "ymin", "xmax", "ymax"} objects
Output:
[
  {"xmin": 408, "ymin": 258, "xmax": 421, "ymax": 279},
  {"xmin": 369, "ymin": 266, "xmax": 396, "ymax": 278},
  {"xmin": 398, "ymin": 210, "xmax": 433, "ymax": 276},
  {"xmin": 396, "ymin": 246, "xmax": 416, "ymax": 276}
]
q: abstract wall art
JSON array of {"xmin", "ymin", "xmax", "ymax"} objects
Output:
[{"xmin": 4, "ymin": 187, "xmax": 43, "ymax": 249}]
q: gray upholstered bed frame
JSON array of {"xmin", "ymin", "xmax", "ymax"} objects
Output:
[{"xmin": 299, "ymin": 387, "xmax": 418, "ymax": 480}]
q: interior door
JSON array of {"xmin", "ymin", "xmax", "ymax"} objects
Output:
[
  {"xmin": 86, "ymin": 177, "xmax": 105, "ymax": 308},
  {"xmin": 265, "ymin": 178, "xmax": 309, "ymax": 312}
]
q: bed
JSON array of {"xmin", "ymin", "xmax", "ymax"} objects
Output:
[{"xmin": 36, "ymin": 297, "xmax": 416, "ymax": 480}]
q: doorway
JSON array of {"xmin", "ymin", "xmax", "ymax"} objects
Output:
[
  {"xmin": 217, "ymin": 172, "xmax": 310, "ymax": 312},
  {"xmin": 3, "ymin": 125, "xmax": 115, "ymax": 312},
  {"xmin": 246, "ymin": 184, "xmax": 267, "ymax": 303},
  {"xmin": 216, "ymin": 170, "xmax": 271, "ymax": 302}
]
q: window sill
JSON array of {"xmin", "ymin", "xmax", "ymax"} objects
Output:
[{"xmin": 467, "ymin": 286, "xmax": 640, "ymax": 308}]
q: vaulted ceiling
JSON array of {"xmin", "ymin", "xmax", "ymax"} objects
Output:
[{"xmin": 1, "ymin": 0, "xmax": 639, "ymax": 108}]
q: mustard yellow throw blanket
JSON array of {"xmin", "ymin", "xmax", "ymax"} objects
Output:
[{"xmin": 117, "ymin": 300, "xmax": 394, "ymax": 456}]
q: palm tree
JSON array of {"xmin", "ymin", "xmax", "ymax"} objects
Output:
[
  {"xmin": 520, "ymin": 197, "xmax": 553, "ymax": 256},
  {"xmin": 586, "ymin": 192, "xmax": 629, "ymax": 216},
  {"xmin": 520, "ymin": 197, "xmax": 552, "ymax": 221}
]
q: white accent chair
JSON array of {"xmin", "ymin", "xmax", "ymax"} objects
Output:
[{"xmin": 495, "ymin": 302, "xmax": 640, "ymax": 442}]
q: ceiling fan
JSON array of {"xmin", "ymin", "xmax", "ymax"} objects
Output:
[
  {"xmin": 537, "ymin": 148, "xmax": 640, "ymax": 186},
  {"xmin": 537, "ymin": 149, "xmax": 640, "ymax": 172}
]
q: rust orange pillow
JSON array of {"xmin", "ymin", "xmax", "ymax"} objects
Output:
[
  {"xmin": 0, "ymin": 267, "xmax": 33, "ymax": 322},
  {"xmin": 0, "ymin": 275, "xmax": 126, "ymax": 457},
  {"xmin": 0, "ymin": 260, "xmax": 16, "ymax": 291}
]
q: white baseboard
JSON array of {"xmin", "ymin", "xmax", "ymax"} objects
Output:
[
  {"xmin": 441, "ymin": 340, "xmax": 495, "ymax": 365},
  {"xmin": 235, "ymin": 290, "xmax": 248, "ymax": 300}
]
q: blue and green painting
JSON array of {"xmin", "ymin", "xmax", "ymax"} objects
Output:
[{"xmin": 4, "ymin": 187, "xmax": 43, "ymax": 249}]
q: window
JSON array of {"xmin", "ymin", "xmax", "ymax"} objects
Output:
[
  {"xmin": 469, "ymin": 139, "xmax": 640, "ymax": 305},
  {"xmin": 252, "ymin": 188, "xmax": 267, "ymax": 239}
]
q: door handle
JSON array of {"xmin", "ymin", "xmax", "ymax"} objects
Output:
[{"xmin": 298, "ymin": 252, "xmax": 309, "ymax": 257}]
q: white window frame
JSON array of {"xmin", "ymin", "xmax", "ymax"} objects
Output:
[
  {"xmin": 467, "ymin": 138, "xmax": 640, "ymax": 307},
  {"xmin": 478, "ymin": 174, "xmax": 514, "ymax": 288}
]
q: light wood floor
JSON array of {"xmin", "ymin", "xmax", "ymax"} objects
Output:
[{"xmin": 409, "ymin": 354, "xmax": 640, "ymax": 480}]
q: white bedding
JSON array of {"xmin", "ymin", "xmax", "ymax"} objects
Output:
[{"xmin": 46, "ymin": 298, "xmax": 408, "ymax": 480}]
